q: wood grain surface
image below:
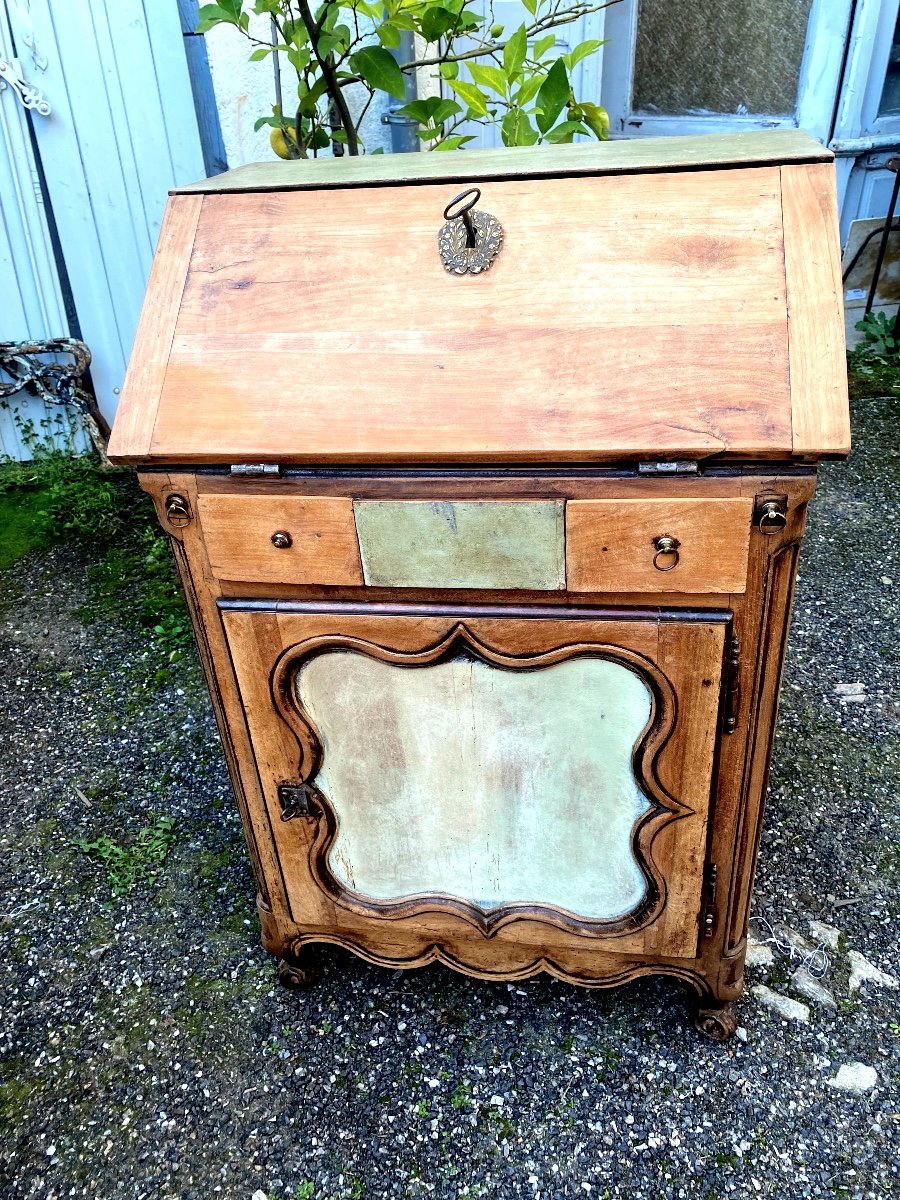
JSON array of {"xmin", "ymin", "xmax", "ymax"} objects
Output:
[
  {"xmin": 145, "ymin": 168, "xmax": 792, "ymax": 464},
  {"xmin": 197, "ymin": 493, "xmax": 363, "ymax": 585},
  {"xmin": 566, "ymin": 498, "xmax": 753, "ymax": 593},
  {"xmin": 781, "ymin": 164, "xmax": 851, "ymax": 457},
  {"xmin": 106, "ymin": 194, "xmax": 202, "ymax": 462}
]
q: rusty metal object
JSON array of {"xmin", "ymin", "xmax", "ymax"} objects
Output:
[
  {"xmin": 701, "ymin": 863, "xmax": 718, "ymax": 939},
  {"xmin": 277, "ymin": 781, "xmax": 323, "ymax": 821},
  {"xmin": 694, "ymin": 1002, "xmax": 738, "ymax": 1041},
  {"xmin": 723, "ymin": 635, "xmax": 741, "ymax": 734},
  {"xmin": 0, "ymin": 337, "xmax": 110, "ymax": 460}
]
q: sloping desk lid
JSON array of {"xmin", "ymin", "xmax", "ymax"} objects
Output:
[{"xmin": 109, "ymin": 131, "xmax": 850, "ymax": 467}]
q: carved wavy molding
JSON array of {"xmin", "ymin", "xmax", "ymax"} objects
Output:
[{"xmin": 288, "ymin": 932, "xmax": 716, "ymax": 998}]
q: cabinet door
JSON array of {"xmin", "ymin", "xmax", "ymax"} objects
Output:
[{"xmin": 221, "ymin": 605, "xmax": 728, "ymax": 960}]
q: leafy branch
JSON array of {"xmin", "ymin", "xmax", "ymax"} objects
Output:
[{"xmin": 197, "ymin": 0, "xmax": 618, "ymax": 157}]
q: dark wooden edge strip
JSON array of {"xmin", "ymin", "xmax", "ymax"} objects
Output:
[{"xmin": 216, "ymin": 599, "xmax": 733, "ymax": 622}]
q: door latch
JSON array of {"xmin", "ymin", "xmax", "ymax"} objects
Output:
[
  {"xmin": 277, "ymin": 782, "xmax": 323, "ymax": 821},
  {"xmin": 701, "ymin": 863, "xmax": 718, "ymax": 939}
]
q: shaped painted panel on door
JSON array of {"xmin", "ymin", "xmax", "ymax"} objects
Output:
[
  {"xmin": 298, "ymin": 649, "xmax": 652, "ymax": 919},
  {"xmin": 267, "ymin": 622, "xmax": 692, "ymax": 937}
]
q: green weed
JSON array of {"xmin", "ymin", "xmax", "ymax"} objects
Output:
[{"xmin": 77, "ymin": 815, "xmax": 176, "ymax": 896}]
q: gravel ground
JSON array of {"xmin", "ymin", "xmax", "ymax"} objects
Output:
[{"xmin": 1, "ymin": 396, "xmax": 898, "ymax": 1200}]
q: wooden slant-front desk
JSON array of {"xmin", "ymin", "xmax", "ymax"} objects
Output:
[{"xmin": 109, "ymin": 130, "xmax": 850, "ymax": 1039}]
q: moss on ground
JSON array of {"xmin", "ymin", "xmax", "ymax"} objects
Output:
[
  {"xmin": 0, "ymin": 449, "xmax": 195, "ymax": 685},
  {"xmin": 0, "ymin": 490, "xmax": 53, "ymax": 571}
]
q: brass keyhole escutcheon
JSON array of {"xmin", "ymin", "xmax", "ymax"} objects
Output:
[
  {"xmin": 271, "ymin": 530, "xmax": 292, "ymax": 549},
  {"xmin": 653, "ymin": 534, "xmax": 681, "ymax": 571},
  {"xmin": 439, "ymin": 187, "xmax": 503, "ymax": 275}
]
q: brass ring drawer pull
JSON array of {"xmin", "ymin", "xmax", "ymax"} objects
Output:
[
  {"xmin": 653, "ymin": 535, "xmax": 681, "ymax": 571},
  {"xmin": 271, "ymin": 530, "xmax": 293, "ymax": 549},
  {"xmin": 757, "ymin": 500, "xmax": 787, "ymax": 535}
]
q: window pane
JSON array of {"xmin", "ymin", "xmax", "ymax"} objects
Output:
[
  {"xmin": 633, "ymin": 0, "xmax": 813, "ymax": 117},
  {"xmin": 879, "ymin": 16, "xmax": 900, "ymax": 116}
]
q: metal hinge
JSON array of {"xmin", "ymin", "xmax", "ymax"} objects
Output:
[
  {"xmin": 723, "ymin": 635, "xmax": 741, "ymax": 734},
  {"xmin": 277, "ymin": 782, "xmax": 323, "ymax": 821},
  {"xmin": 637, "ymin": 460, "xmax": 700, "ymax": 476},
  {"xmin": 0, "ymin": 58, "xmax": 51, "ymax": 116},
  {"xmin": 701, "ymin": 863, "xmax": 718, "ymax": 939},
  {"xmin": 230, "ymin": 463, "xmax": 281, "ymax": 477}
]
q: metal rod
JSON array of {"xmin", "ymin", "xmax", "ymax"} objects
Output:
[{"xmin": 865, "ymin": 158, "xmax": 900, "ymax": 315}]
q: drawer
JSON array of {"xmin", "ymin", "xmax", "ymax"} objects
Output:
[
  {"xmin": 197, "ymin": 494, "xmax": 363, "ymax": 585},
  {"xmin": 566, "ymin": 498, "xmax": 753, "ymax": 594},
  {"xmin": 354, "ymin": 500, "xmax": 565, "ymax": 590}
]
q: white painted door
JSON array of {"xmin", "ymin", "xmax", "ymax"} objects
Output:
[
  {"xmin": 0, "ymin": 2, "xmax": 73, "ymax": 457},
  {"xmin": 831, "ymin": 0, "xmax": 900, "ymax": 238},
  {"xmin": 0, "ymin": 0, "xmax": 205, "ymax": 451}
]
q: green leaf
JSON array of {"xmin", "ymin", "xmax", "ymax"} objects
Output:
[
  {"xmin": 350, "ymin": 45, "xmax": 407, "ymax": 100},
  {"xmin": 521, "ymin": 0, "xmax": 537, "ymax": 13},
  {"xmin": 196, "ymin": 4, "xmax": 232, "ymax": 33},
  {"xmin": 515, "ymin": 73, "xmax": 543, "ymax": 107},
  {"xmin": 532, "ymin": 33, "xmax": 557, "ymax": 61},
  {"xmin": 396, "ymin": 97, "xmax": 461, "ymax": 125},
  {"xmin": 299, "ymin": 75, "xmax": 330, "ymax": 116},
  {"xmin": 468, "ymin": 63, "xmax": 507, "ymax": 96},
  {"xmin": 448, "ymin": 78, "xmax": 489, "ymax": 117},
  {"xmin": 286, "ymin": 44, "xmax": 311, "ymax": 73},
  {"xmin": 535, "ymin": 57, "xmax": 569, "ymax": 133},
  {"xmin": 248, "ymin": 46, "xmax": 272, "ymax": 62},
  {"xmin": 218, "ymin": 0, "xmax": 246, "ymax": 20},
  {"xmin": 542, "ymin": 119, "xmax": 588, "ymax": 143},
  {"xmin": 501, "ymin": 107, "xmax": 538, "ymax": 146},
  {"xmin": 376, "ymin": 23, "xmax": 402, "ymax": 50},
  {"xmin": 440, "ymin": 61, "xmax": 459, "ymax": 80},
  {"xmin": 579, "ymin": 101, "xmax": 610, "ymax": 140},
  {"xmin": 503, "ymin": 24, "xmax": 527, "ymax": 80},
  {"xmin": 420, "ymin": 6, "xmax": 459, "ymax": 43},
  {"xmin": 432, "ymin": 135, "xmax": 478, "ymax": 151},
  {"xmin": 565, "ymin": 38, "xmax": 605, "ymax": 69}
]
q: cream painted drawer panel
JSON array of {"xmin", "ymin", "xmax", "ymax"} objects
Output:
[
  {"xmin": 354, "ymin": 500, "xmax": 565, "ymax": 590},
  {"xmin": 566, "ymin": 498, "xmax": 753, "ymax": 594}
]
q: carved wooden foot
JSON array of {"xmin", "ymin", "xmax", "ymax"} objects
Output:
[
  {"xmin": 276, "ymin": 944, "xmax": 322, "ymax": 990},
  {"xmin": 694, "ymin": 1001, "xmax": 738, "ymax": 1042}
]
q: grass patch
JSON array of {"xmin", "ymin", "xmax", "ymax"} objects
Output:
[
  {"xmin": 848, "ymin": 315, "xmax": 900, "ymax": 400},
  {"xmin": 0, "ymin": 438, "xmax": 195, "ymax": 680},
  {"xmin": 76, "ymin": 814, "xmax": 177, "ymax": 896}
]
